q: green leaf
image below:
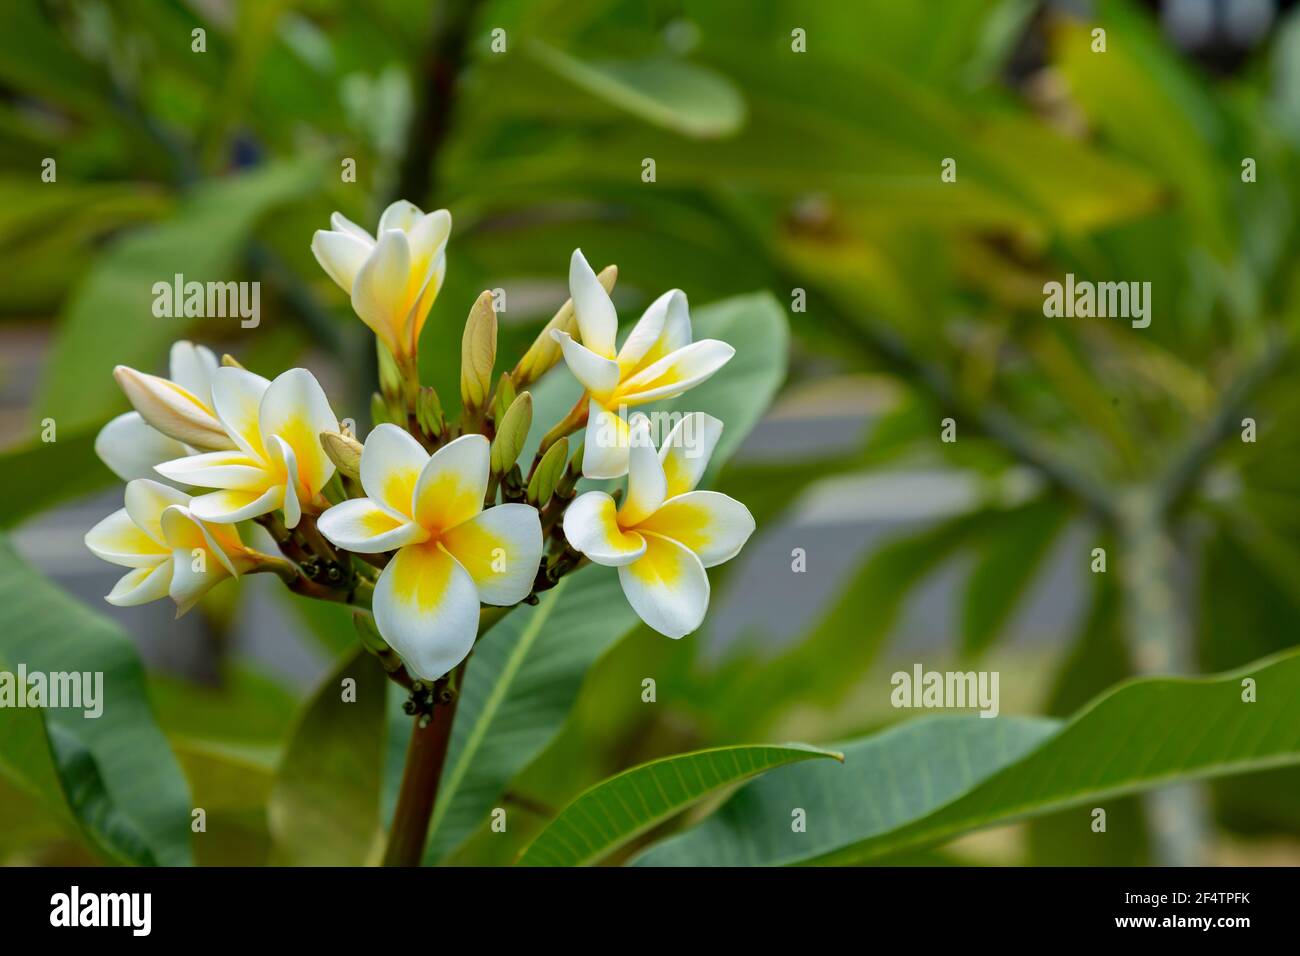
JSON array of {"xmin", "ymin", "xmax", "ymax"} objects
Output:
[
  {"xmin": 36, "ymin": 158, "xmax": 320, "ymax": 432},
  {"xmin": 0, "ymin": 427, "xmax": 114, "ymax": 529},
  {"xmin": 268, "ymin": 646, "xmax": 387, "ymax": 865},
  {"xmin": 530, "ymin": 43, "xmax": 746, "ymax": 138},
  {"xmin": 637, "ymin": 649, "xmax": 1300, "ymax": 865},
  {"xmin": 0, "ymin": 535, "xmax": 194, "ymax": 865},
  {"xmin": 518, "ymin": 743, "xmax": 843, "ymax": 866},
  {"xmin": 418, "ymin": 570, "xmax": 640, "ymax": 862}
]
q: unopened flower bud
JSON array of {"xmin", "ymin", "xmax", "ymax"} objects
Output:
[
  {"xmin": 321, "ymin": 430, "xmax": 364, "ymax": 480},
  {"xmin": 113, "ymin": 365, "xmax": 234, "ymax": 451},
  {"xmin": 460, "ymin": 290, "xmax": 497, "ymax": 416},
  {"xmin": 490, "ymin": 392, "xmax": 532, "ymax": 476},
  {"xmin": 527, "ymin": 436, "xmax": 568, "ymax": 506},
  {"xmin": 416, "ymin": 386, "xmax": 444, "ymax": 439}
]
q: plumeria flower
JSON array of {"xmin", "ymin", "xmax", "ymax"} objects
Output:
[
  {"xmin": 553, "ymin": 249, "xmax": 735, "ymax": 479},
  {"xmin": 84, "ymin": 479, "xmax": 260, "ymax": 615},
  {"xmin": 317, "ymin": 426, "xmax": 543, "ymax": 680},
  {"xmin": 155, "ymin": 367, "xmax": 338, "ymax": 528},
  {"xmin": 311, "ymin": 201, "xmax": 452, "ymax": 364},
  {"xmin": 96, "ymin": 341, "xmax": 230, "ymax": 482},
  {"xmin": 563, "ymin": 413, "xmax": 755, "ymax": 638}
]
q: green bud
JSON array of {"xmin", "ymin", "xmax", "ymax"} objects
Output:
[
  {"xmin": 416, "ymin": 386, "xmax": 444, "ymax": 438},
  {"xmin": 460, "ymin": 291, "xmax": 497, "ymax": 416},
  {"xmin": 320, "ymin": 430, "xmax": 363, "ymax": 481},
  {"xmin": 491, "ymin": 372, "xmax": 517, "ymax": 425},
  {"xmin": 555, "ymin": 440, "xmax": 584, "ymax": 498},
  {"xmin": 377, "ymin": 340, "xmax": 404, "ymax": 402},
  {"xmin": 220, "ymin": 353, "xmax": 245, "ymax": 370},
  {"xmin": 490, "ymin": 392, "xmax": 533, "ymax": 476},
  {"xmin": 370, "ymin": 392, "xmax": 391, "ymax": 428},
  {"xmin": 527, "ymin": 436, "xmax": 568, "ymax": 506}
]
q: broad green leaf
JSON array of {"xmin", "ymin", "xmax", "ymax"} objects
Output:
[
  {"xmin": 638, "ymin": 649, "xmax": 1300, "ymax": 865},
  {"xmin": 530, "ymin": 42, "xmax": 746, "ymax": 138},
  {"xmin": 0, "ymin": 427, "xmax": 114, "ymax": 529},
  {"xmin": 0, "ymin": 535, "xmax": 193, "ymax": 866},
  {"xmin": 268, "ymin": 646, "xmax": 387, "ymax": 865},
  {"xmin": 37, "ymin": 158, "xmax": 320, "ymax": 432},
  {"xmin": 419, "ymin": 570, "xmax": 639, "ymax": 862},
  {"xmin": 517, "ymin": 743, "xmax": 842, "ymax": 866},
  {"xmin": 173, "ymin": 742, "xmax": 276, "ymax": 867}
]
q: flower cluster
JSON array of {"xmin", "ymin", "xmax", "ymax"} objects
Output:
[{"xmin": 87, "ymin": 200, "xmax": 756, "ymax": 682}]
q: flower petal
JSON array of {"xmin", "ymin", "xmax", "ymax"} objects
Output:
[
  {"xmin": 312, "ymin": 229, "xmax": 372, "ymax": 295},
  {"xmin": 360, "ymin": 423, "xmax": 429, "ymax": 519},
  {"xmin": 351, "ymin": 228, "xmax": 411, "ymax": 353},
  {"xmin": 318, "ymin": 498, "xmax": 428, "ymax": 554},
  {"xmin": 617, "ymin": 532, "xmax": 710, "ymax": 639},
  {"xmin": 85, "ymin": 508, "xmax": 168, "ymax": 568},
  {"xmin": 553, "ymin": 330, "xmax": 620, "ymax": 398},
  {"xmin": 413, "ymin": 433, "xmax": 489, "ymax": 532},
  {"xmin": 569, "ymin": 248, "xmax": 617, "ymax": 358},
  {"xmin": 95, "ymin": 412, "xmax": 188, "ymax": 484},
  {"xmin": 188, "ymin": 487, "xmax": 282, "ymax": 524},
  {"xmin": 378, "ymin": 199, "xmax": 423, "ymax": 234},
  {"xmin": 633, "ymin": 491, "xmax": 755, "ymax": 568},
  {"xmin": 154, "ymin": 450, "xmax": 268, "ymax": 490},
  {"xmin": 659, "ymin": 412, "xmax": 724, "ymax": 498},
  {"xmin": 373, "ymin": 542, "xmax": 479, "ymax": 681},
  {"xmin": 106, "ymin": 561, "xmax": 173, "ymax": 607},
  {"xmin": 618, "ymin": 416, "xmax": 666, "ymax": 527},
  {"xmin": 260, "ymin": 368, "xmax": 338, "ymax": 497},
  {"xmin": 211, "ymin": 366, "xmax": 272, "ymax": 461},
  {"xmin": 441, "ymin": 503, "xmax": 542, "ymax": 605},
  {"xmin": 168, "ymin": 341, "xmax": 219, "ymax": 409},
  {"xmin": 613, "ymin": 339, "xmax": 735, "ymax": 406},
  {"xmin": 617, "ymin": 289, "xmax": 689, "ymax": 377},
  {"xmin": 124, "ymin": 478, "xmax": 191, "ymax": 547},
  {"xmin": 562, "ymin": 491, "xmax": 646, "ymax": 566},
  {"xmin": 582, "ymin": 399, "xmax": 631, "ymax": 479},
  {"xmin": 330, "ymin": 211, "xmax": 374, "ymax": 242},
  {"xmin": 161, "ymin": 506, "xmax": 235, "ymax": 614},
  {"xmin": 266, "ymin": 436, "xmax": 302, "ymax": 528}
]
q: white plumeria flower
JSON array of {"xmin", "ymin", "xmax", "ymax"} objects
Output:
[
  {"xmin": 562, "ymin": 413, "xmax": 754, "ymax": 638},
  {"xmin": 311, "ymin": 200, "xmax": 452, "ymax": 363},
  {"xmin": 84, "ymin": 479, "xmax": 257, "ymax": 615},
  {"xmin": 552, "ymin": 249, "xmax": 735, "ymax": 479},
  {"xmin": 317, "ymin": 426, "xmax": 543, "ymax": 681},
  {"xmin": 96, "ymin": 341, "xmax": 228, "ymax": 482},
  {"xmin": 154, "ymin": 367, "xmax": 338, "ymax": 529}
]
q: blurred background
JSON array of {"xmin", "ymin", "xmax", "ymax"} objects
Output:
[{"xmin": 3, "ymin": 0, "xmax": 1300, "ymax": 865}]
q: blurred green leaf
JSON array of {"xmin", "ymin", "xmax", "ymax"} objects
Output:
[
  {"xmin": 0, "ymin": 427, "xmax": 111, "ymax": 529},
  {"xmin": 268, "ymin": 646, "xmax": 386, "ymax": 865},
  {"xmin": 518, "ymin": 742, "xmax": 841, "ymax": 866},
  {"xmin": 0, "ymin": 534, "xmax": 193, "ymax": 865}
]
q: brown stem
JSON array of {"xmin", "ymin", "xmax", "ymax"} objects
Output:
[{"xmin": 382, "ymin": 678, "xmax": 460, "ymax": 867}]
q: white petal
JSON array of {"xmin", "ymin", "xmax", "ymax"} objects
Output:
[
  {"xmin": 211, "ymin": 366, "xmax": 272, "ymax": 461},
  {"xmin": 330, "ymin": 211, "xmax": 374, "ymax": 242},
  {"xmin": 413, "ymin": 434, "xmax": 489, "ymax": 532},
  {"xmin": 95, "ymin": 412, "xmax": 188, "ymax": 484},
  {"xmin": 633, "ymin": 491, "xmax": 755, "ymax": 568},
  {"xmin": 260, "ymin": 368, "xmax": 338, "ymax": 497},
  {"xmin": 106, "ymin": 561, "xmax": 172, "ymax": 607},
  {"xmin": 351, "ymin": 229, "xmax": 411, "ymax": 353},
  {"xmin": 568, "ymin": 248, "xmax": 617, "ymax": 358},
  {"xmin": 582, "ymin": 399, "xmax": 631, "ymax": 479},
  {"xmin": 124, "ymin": 478, "xmax": 191, "ymax": 547},
  {"xmin": 168, "ymin": 341, "xmax": 219, "ymax": 409},
  {"xmin": 318, "ymin": 498, "xmax": 428, "ymax": 554},
  {"xmin": 441, "ymin": 503, "xmax": 542, "ymax": 605},
  {"xmin": 562, "ymin": 491, "xmax": 646, "ymax": 567},
  {"xmin": 617, "ymin": 289, "xmax": 688, "ymax": 377},
  {"xmin": 659, "ymin": 412, "xmax": 724, "ymax": 498},
  {"xmin": 312, "ymin": 229, "xmax": 372, "ymax": 295},
  {"xmin": 378, "ymin": 199, "xmax": 423, "ymax": 234},
  {"xmin": 266, "ymin": 435, "xmax": 302, "ymax": 528},
  {"xmin": 85, "ymin": 508, "xmax": 168, "ymax": 568},
  {"xmin": 158, "ymin": 504, "xmax": 242, "ymax": 577},
  {"xmin": 613, "ymin": 339, "xmax": 735, "ymax": 406},
  {"xmin": 189, "ymin": 487, "xmax": 282, "ymax": 524},
  {"xmin": 373, "ymin": 542, "xmax": 479, "ymax": 681},
  {"xmin": 617, "ymin": 533, "xmax": 710, "ymax": 639},
  {"xmin": 553, "ymin": 330, "xmax": 620, "ymax": 398},
  {"xmin": 154, "ymin": 450, "xmax": 268, "ymax": 490},
  {"xmin": 360, "ymin": 423, "xmax": 429, "ymax": 519},
  {"xmin": 618, "ymin": 416, "xmax": 666, "ymax": 526},
  {"xmin": 161, "ymin": 506, "xmax": 235, "ymax": 614}
]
